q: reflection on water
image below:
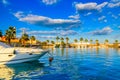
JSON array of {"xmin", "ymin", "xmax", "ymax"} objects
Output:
[
  {"xmin": 0, "ymin": 65, "xmax": 14, "ymax": 80},
  {"xmin": 96, "ymin": 47, "xmax": 99, "ymax": 54},
  {"xmin": 105, "ymin": 47, "xmax": 109, "ymax": 54},
  {"xmin": 61, "ymin": 48, "xmax": 65, "ymax": 56},
  {"xmin": 73, "ymin": 48, "xmax": 77, "ymax": 53},
  {"xmin": 1, "ymin": 48, "xmax": 120, "ymax": 80},
  {"xmin": 66, "ymin": 48, "xmax": 68, "ymax": 58},
  {"xmin": 0, "ymin": 61, "xmax": 44, "ymax": 80}
]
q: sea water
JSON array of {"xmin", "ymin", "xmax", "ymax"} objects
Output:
[{"xmin": 0, "ymin": 48, "xmax": 120, "ymax": 80}]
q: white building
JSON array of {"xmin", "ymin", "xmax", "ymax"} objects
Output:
[{"xmin": 73, "ymin": 42, "xmax": 90, "ymax": 48}]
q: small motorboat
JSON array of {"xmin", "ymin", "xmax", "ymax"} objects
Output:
[{"xmin": 0, "ymin": 42, "xmax": 49, "ymax": 64}]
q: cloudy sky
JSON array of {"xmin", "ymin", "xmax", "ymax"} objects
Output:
[{"xmin": 0, "ymin": 0, "xmax": 120, "ymax": 43}]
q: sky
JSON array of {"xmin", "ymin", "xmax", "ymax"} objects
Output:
[{"xmin": 0, "ymin": 0, "xmax": 120, "ymax": 43}]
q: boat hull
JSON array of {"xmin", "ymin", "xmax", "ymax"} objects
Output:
[{"xmin": 0, "ymin": 50, "xmax": 48, "ymax": 64}]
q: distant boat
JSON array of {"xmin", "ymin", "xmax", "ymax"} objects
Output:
[{"xmin": 0, "ymin": 42, "xmax": 49, "ymax": 64}]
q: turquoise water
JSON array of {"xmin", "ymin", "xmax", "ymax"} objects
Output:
[{"xmin": 1, "ymin": 48, "xmax": 120, "ymax": 80}]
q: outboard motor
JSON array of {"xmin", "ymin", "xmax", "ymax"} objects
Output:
[
  {"xmin": 49, "ymin": 56, "xmax": 54, "ymax": 62},
  {"xmin": 48, "ymin": 51, "xmax": 54, "ymax": 66}
]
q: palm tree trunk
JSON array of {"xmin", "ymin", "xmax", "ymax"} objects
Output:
[
  {"xmin": 8, "ymin": 38, "xmax": 11, "ymax": 45},
  {"xmin": 23, "ymin": 41, "xmax": 26, "ymax": 47}
]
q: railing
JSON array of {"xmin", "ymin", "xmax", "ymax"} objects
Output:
[{"xmin": 0, "ymin": 42, "xmax": 11, "ymax": 48}]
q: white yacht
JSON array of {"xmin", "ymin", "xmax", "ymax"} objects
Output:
[{"xmin": 0, "ymin": 42, "xmax": 49, "ymax": 64}]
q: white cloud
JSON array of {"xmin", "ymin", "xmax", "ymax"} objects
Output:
[
  {"xmin": 111, "ymin": 14, "xmax": 118, "ymax": 19},
  {"xmin": 118, "ymin": 26, "xmax": 120, "ymax": 29},
  {"xmin": 38, "ymin": 36, "xmax": 56, "ymax": 39},
  {"xmin": 111, "ymin": 0, "xmax": 120, "ymax": 2},
  {"xmin": 68, "ymin": 14, "xmax": 80, "ymax": 19},
  {"xmin": 98, "ymin": 16, "xmax": 107, "ymax": 23},
  {"xmin": 60, "ymin": 30, "xmax": 78, "ymax": 36},
  {"xmin": 28, "ymin": 30, "xmax": 58, "ymax": 35},
  {"xmin": 97, "ymin": 2, "xmax": 108, "ymax": 10},
  {"xmin": 27, "ymin": 30, "xmax": 78, "ymax": 36},
  {"xmin": 118, "ymin": 14, "xmax": 120, "ymax": 16},
  {"xmin": 90, "ymin": 27, "xmax": 113, "ymax": 35},
  {"xmin": 108, "ymin": 2, "xmax": 120, "ymax": 8},
  {"xmin": 14, "ymin": 11, "xmax": 81, "ymax": 28},
  {"xmin": 31, "ymin": 30, "xmax": 78, "ymax": 39},
  {"xmin": 98, "ymin": 16, "xmax": 106, "ymax": 21},
  {"xmin": 14, "ymin": 11, "xmax": 24, "ymax": 18},
  {"xmin": 75, "ymin": 2, "xmax": 108, "ymax": 11},
  {"xmin": 42, "ymin": 0, "xmax": 58, "ymax": 5},
  {"xmin": 84, "ymin": 12, "xmax": 92, "ymax": 16},
  {"xmin": 18, "ymin": 29, "xmax": 79, "ymax": 39},
  {"xmin": 104, "ymin": 20, "xmax": 107, "ymax": 23},
  {"xmin": 108, "ymin": 12, "xmax": 112, "ymax": 14},
  {"xmin": 18, "ymin": 27, "xmax": 30, "ymax": 35},
  {"xmin": 19, "ymin": 27, "xmax": 29, "ymax": 31},
  {"xmin": 2, "ymin": 0, "xmax": 9, "ymax": 5}
]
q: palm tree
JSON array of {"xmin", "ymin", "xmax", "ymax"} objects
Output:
[
  {"xmin": 74, "ymin": 39, "xmax": 78, "ymax": 48},
  {"xmin": 9, "ymin": 27, "xmax": 16, "ymax": 38},
  {"xmin": 89, "ymin": 39, "xmax": 93, "ymax": 48},
  {"xmin": 30, "ymin": 36, "xmax": 36, "ymax": 45},
  {"xmin": 80, "ymin": 37, "xmax": 84, "ymax": 43},
  {"xmin": 5, "ymin": 30, "xmax": 11, "ymax": 44},
  {"xmin": 46, "ymin": 40, "xmax": 50, "ymax": 46},
  {"xmin": 20, "ymin": 33, "xmax": 29, "ymax": 47},
  {"xmin": 46, "ymin": 40, "xmax": 49, "ymax": 44},
  {"xmin": 74, "ymin": 39, "xmax": 78, "ymax": 43},
  {"xmin": 60, "ymin": 37, "xmax": 64, "ymax": 47},
  {"xmin": 51, "ymin": 41, "xmax": 55, "ymax": 44},
  {"xmin": 115, "ymin": 40, "xmax": 118, "ymax": 44},
  {"xmin": 5, "ymin": 27, "xmax": 16, "ymax": 45},
  {"xmin": 84, "ymin": 39, "xmax": 88, "ymax": 48},
  {"xmin": 95, "ymin": 39, "xmax": 99, "ymax": 46},
  {"xmin": 65, "ymin": 37, "xmax": 69, "ymax": 48},
  {"xmin": 61, "ymin": 41, "xmax": 65, "ymax": 47},
  {"xmin": 85, "ymin": 39, "xmax": 88, "ymax": 43},
  {"xmin": 56, "ymin": 36, "xmax": 60, "ymax": 44},
  {"xmin": 66, "ymin": 37, "xmax": 69, "ymax": 44},
  {"xmin": 60, "ymin": 37, "xmax": 64, "ymax": 42},
  {"xmin": 90, "ymin": 39, "xmax": 93, "ymax": 44},
  {"xmin": 41, "ymin": 41, "xmax": 47, "ymax": 46},
  {"xmin": 0, "ymin": 30, "xmax": 2, "ymax": 37},
  {"xmin": 105, "ymin": 39, "xmax": 109, "ymax": 44},
  {"xmin": 114, "ymin": 40, "xmax": 119, "ymax": 48}
]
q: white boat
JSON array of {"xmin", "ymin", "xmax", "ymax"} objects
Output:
[{"xmin": 0, "ymin": 42, "xmax": 49, "ymax": 64}]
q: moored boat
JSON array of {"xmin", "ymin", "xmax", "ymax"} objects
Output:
[{"xmin": 0, "ymin": 42, "xmax": 49, "ymax": 64}]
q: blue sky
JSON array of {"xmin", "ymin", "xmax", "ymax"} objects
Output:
[{"xmin": 0, "ymin": 0, "xmax": 120, "ymax": 43}]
